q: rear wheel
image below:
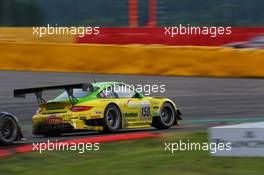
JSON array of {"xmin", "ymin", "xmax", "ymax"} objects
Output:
[
  {"xmin": 0, "ymin": 116, "xmax": 18, "ymax": 145},
  {"xmin": 103, "ymin": 104, "xmax": 121, "ymax": 133},
  {"xmin": 153, "ymin": 102, "xmax": 176, "ymax": 129}
]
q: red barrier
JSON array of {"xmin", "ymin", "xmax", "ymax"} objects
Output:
[{"xmin": 77, "ymin": 27, "xmax": 264, "ymax": 46}]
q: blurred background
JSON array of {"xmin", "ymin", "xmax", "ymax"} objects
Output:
[
  {"xmin": 1, "ymin": 0, "xmax": 264, "ymax": 47},
  {"xmin": 0, "ymin": 0, "xmax": 264, "ymax": 27}
]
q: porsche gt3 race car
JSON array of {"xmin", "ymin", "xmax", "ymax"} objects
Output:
[{"xmin": 14, "ymin": 82, "xmax": 182, "ymax": 137}]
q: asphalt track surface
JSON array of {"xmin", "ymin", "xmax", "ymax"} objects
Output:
[{"xmin": 0, "ymin": 71, "xmax": 264, "ymax": 143}]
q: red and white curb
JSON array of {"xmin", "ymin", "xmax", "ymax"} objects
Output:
[{"xmin": 0, "ymin": 132, "xmax": 159, "ymax": 157}]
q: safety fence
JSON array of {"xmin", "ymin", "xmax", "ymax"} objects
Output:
[
  {"xmin": 1, "ymin": 27, "xmax": 263, "ymax": 46},
  {"xmin": 77, "ymin": 27, "xmax": 264, "ymax": 46}
]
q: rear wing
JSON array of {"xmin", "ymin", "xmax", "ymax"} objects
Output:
[{"xmin": 14, "ymin": 83, "xmax": 94, "ymax": 105}]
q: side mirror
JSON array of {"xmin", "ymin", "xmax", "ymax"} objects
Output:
[{"xmin": 134, "ymin": 92, "xmax": 144, "ymax": 99}]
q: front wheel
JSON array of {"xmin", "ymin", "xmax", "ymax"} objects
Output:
[
  {"xmin": 0, "ymin": 116, "xmax": 19, "ymax": 145},
  {"xmin": 103, "ymin": 104, "xmax": 121, "ymax": 133},
  {"xmin": 152, "ymin": 102, "xmax": 176, "ymax": 129}
]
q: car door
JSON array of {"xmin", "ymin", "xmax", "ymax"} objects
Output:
[{"xmin": 113, "ymin": 84, "xmax": 152, "ymax": 128}]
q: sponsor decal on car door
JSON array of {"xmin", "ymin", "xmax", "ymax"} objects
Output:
[{"xmin": 126, "ymin": 99, "xmax": 151, "ymax": 122}]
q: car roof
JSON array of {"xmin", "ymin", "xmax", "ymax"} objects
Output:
[{"xmin": 92, "ymin": 82, "xmax": 125, "ymax": 89}]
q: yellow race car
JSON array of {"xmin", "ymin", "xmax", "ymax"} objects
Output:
[{"xmin": 14, "ymin": 82, "xmax": 182, "ymax": 136}]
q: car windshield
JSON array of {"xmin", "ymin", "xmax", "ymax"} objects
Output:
[{"xmin": 55, "ymin": 88, "xmax": 92, "ymax": 99}]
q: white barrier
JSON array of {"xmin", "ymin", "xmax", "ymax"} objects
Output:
[{"xmin": 209, "ymin": 122, "xmax": 264, "ymax": 157}]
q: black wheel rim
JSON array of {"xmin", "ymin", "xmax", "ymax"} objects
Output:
[
  {"xmin": 1, "ymin": 118, "xmax": 16, "ymax": 140},
  {"xmin": 106, "ymin": 109, "xmax": 120, "ymax": 129},
  {"xmin": 161, "ymin": 106, "xmax": 174, "ymax": 125}
]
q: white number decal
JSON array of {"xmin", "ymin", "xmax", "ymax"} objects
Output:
[{"xmin": 141, "ymin": 106, "xmax": 150, "ymax": 117}]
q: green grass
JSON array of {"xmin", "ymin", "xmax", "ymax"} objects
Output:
[{"xmin": 0, "ymin": 132, "xmax": 263, "ymax": 175}]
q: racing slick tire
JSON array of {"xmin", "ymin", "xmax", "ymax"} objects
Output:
[
  {"xmin": 103, "ymin": 104, "xmax": 122, "ymax": 133},
  {"xmin": 152, "ymin": 102, "xmax": 176, "ymax": 130},
  {"xmin": 0, "ymin": 115, "xmax": 19, "ymax": 145}
]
